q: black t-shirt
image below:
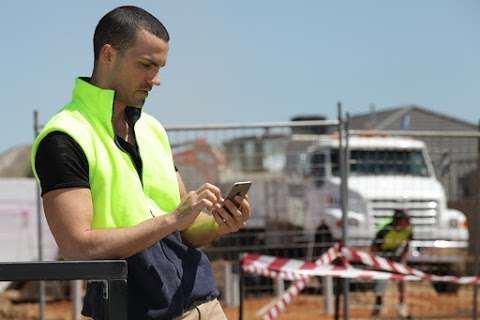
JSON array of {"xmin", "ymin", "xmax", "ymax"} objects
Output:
[
  {"xmin": 35, "ymin": 112, "xmax": 177, "ymax": 195},
  {"xmin": 35, "ymin": 132, "xmax": 90, "ymax": 195},
  {"xmin": 35, "ymin": 131, "xmax": 148, "ymax": 195}
]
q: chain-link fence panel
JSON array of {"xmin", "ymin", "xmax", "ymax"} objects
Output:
[
  {"xmin": 166, "ymin": 121, "xmax": 480, "ymax": 319},
  {"xmin": 342, "ymin": 130, "xmax": 480, "ymax": 319},
  {"xmin": 166, "ymin": 121, "xmax": 341, "ymax": 298}
]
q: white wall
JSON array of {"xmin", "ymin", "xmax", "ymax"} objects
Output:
[{"xmin": 0, "ymin": 178, "xmax": 58, "ymax": 291}]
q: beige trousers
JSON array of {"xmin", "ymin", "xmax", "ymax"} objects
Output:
[{"xmin": 175, "ymin": 298, "xmax": 228, "ymax": 320}]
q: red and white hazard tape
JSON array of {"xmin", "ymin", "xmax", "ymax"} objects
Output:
[
  {"xmin": 261, "ymin": 244, "xmax": 340, "ymax": 320},
  {"xmin": 342, "ymin": 247, "xmax": 480, "ymax": 284},
  {"xmin": 243, "ymin": 264, "xmax": 310, "ymax": 281},
  {"xmin": 243, "ymin": 243, "xmax": 480, "ymax": 320},
  {"xmin": 316, "ymin": 243, "xmax": 341, "ymax": 265},
  {"xmin": 341, "ymin": 247, "xmax": 425, "ymax": 277},
  {"xmin": 243, "ymin": 247, "xmax": 480, "ymax": 284},
  {"xmin": 262, "ymin": 276, "xmax": 309, "ymax": 320}
]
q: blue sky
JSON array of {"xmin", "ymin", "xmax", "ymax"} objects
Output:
[{"xmin": 0, "ymin": 1, "xmax": 479, "ymax": 152}]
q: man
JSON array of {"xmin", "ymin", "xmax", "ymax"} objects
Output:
[
  {"xmin": 31, "ymin": 6, "xmax": 250, "ymax": 320},
  {"xmin": 371, "ymin": 209, "xmax": 412, "ymax": 319}
]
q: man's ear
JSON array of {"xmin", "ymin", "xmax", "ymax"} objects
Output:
[{"xmin": 98, "ymin": 44, "xmax": 116, "ymax": 66}]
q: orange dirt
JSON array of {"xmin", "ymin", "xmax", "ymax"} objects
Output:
[
  {"xmin": 0, "ymin": 282, "xmax": 478, "ymax": 320},
  {"xmin": 224, "ymin": 282, "xmax": 477, "ymax": 320}
]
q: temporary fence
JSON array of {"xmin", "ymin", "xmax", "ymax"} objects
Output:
[
  {"xmin": 164, "ymin": 114, "xmax": 480, "ymax": 319},
  {"xmin": 242, "ymin": 244, "xmax": 340, "ymax": 320},
  {"xmin": 241, "ymin": 243, "xmax": 480, "ymax": 320},
  {"xmin": 20, "ymin": 108, "xmax": 480, "ymax": 319}
]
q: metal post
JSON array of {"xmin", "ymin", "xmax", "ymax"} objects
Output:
[
  {"xmin": 106, "ymin": 280, "xmax": 128, "ymax": 320},
  {"xmin": 224, "ymin": 261, "xmax": 240, "ymax": 306},
  {"xmin": 274, "ymin": 278, "xmax": 285, "ymax": 298},
  {"xmin": 343, "ymin": 113, "xmax": 351, "ymax": 320},
  {"xmin": 71, "ymin": 280, "xmax": 82, "ymax": 320},
  {"xmin": 334, "ymin": 277, "xmax": 341, "ymax": 320},
  {"xmin": 225, "ymin": 261, "xmax": 233, "ymax": 306},
  {"xmin": 34, "ymin": 110, "xmax": 46, "ymax": 320},
  {"xmin": 473, "ymin": 120, "xmax": 480, "ymax": 320},
  {"xmin": 239, "ymin": 255, "xmax": 245, "ymax": 320},
  {"xmin": 338, "ymin": 103, "xmax": 350, "ymax": 320},
  {"xmin": 324, "ymin": 276, "xmax": 334, "ymax": 315}
]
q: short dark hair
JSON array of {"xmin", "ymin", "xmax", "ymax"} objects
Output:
[
  {"xmin": 393, "ymin": 209, "xmax": 410, "ymax": 224},
  {"xmin": 93, "ymin": 6, "xmax": 170, "ymax": 61}
]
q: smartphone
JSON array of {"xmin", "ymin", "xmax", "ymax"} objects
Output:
[{"xmin": 224, "ymin": 181, "xmax": 252, "ymax": 209}]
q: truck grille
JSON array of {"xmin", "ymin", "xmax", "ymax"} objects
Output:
[{"xmin": 370, "ymin": 199, "xmax": 438, "ymax": 227}]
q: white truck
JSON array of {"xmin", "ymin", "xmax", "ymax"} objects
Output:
[{"xmin": 283, "ymin": 134, "xmax": 469, "ymax": 292}]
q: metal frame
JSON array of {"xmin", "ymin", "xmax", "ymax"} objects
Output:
[
  {"xmin": 0, "ymin": 260, "xmax": 128, "ymax": 320},
  {"xmin": 338, "ymin": 105, "xmax": 350, "ymax": 320},
  {"xmin": 350, "ymin": 129, "xmax": 480, "ymax": 138},
  {"xmin": 33, "ymin": 110, "xmax": 47, "ymax": 319},
  {"xmin": 165, "ymin": 120, "xmax": 340, "ymax": 131}
]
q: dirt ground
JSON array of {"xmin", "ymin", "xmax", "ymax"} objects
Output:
[
  {"xmin": 223, "ymin": 282, "xmax": 476, "ymax": 320},
  {"xmin": 0, "ymin": 282, "xmax": 476, "ymax": 320}
]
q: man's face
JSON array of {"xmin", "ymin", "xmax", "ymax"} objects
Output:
[
  {"xmin": 395, "ymin": 218, "xmax": 410, "ymax": 231},
  {"xmin": 109, "ymin": 29, "xmax": 169, "ymax": 108}
]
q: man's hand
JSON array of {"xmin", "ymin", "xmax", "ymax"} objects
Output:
[
  {"xmin": 211, "ymin": 195, "xmax": 251, "ymax": 236},
  {"xmin": 173, "ymin": 183, "xmax": 223, "ymax": 231}
]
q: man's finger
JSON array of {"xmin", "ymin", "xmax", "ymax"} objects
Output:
[
  {"xmin": 236, "ymin": 196, "xmax": 251, "ymax": 220},
  {"xmin": 198, "ymin": 183, "xmax": 223, "ymax": 202},
  {"xmin": 194, "ymin": 199, "xmax": 214, "ymax": 212},
  {"xmin": 214, "ymin": 206, "xmax": 238, "ymax": 231},
  {"xmin": 223, "ymin": 200, "xmax": 243, "ymax": 224},
  {"xmin": 199, "ymin": 189, "xmax": 218, "ymax": 204},
  {"xmin": 212, "ymin": 207, "xmax": 225, "ymax": 225}
]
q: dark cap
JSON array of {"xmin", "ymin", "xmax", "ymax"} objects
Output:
[{"xmin": 393, "ymin": 209, "xmax": 410, "ymax": 223}]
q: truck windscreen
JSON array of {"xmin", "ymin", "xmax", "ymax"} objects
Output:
[{"xmin": 329, "ymin": 149, "xmax": 429, "ymax": 177}]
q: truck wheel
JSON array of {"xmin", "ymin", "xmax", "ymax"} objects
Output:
[
  {"xmin": 431, "ymin": 267, "xmax": 461, "ymax": 294},
  {"xmin": 432, "ymin": 281, "xmax": 460, "ymax": 294},
  {"xmin": 432, "ymin": 282, "xmax": 460, "ymax": 294}
]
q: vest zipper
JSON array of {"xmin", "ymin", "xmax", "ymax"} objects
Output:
[
  {"xmin": 130, "ymin": 118, "xmax": 144, "ymax": 187},
  {"xmin": 114, "ymin": 137, "xmax": 144, "ymax": 186}
]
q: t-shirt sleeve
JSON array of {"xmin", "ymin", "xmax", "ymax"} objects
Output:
[{"xmin": 35, "ymin": 131, "xmax": 90, "ymax": 195}]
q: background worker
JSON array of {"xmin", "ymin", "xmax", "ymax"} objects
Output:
[{"xmin": 371, "ymin": 209, "xmax": 413, "ymax": 319}]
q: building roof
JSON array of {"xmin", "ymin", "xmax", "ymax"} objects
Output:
[
  {"xmin": 349, "ymin": 105, "xmax": 478, "ymax": 131},
  {"xmin": 0, "ymin": 145, "xmax": 32, "ymax": 177}
]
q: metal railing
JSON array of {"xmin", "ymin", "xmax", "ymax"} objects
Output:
[{"xmin": 0, "ymin": 260, "xmax": 128, "ymax": 320}]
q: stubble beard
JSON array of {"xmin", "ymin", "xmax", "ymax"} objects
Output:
[{"xmin": 116, "ymin": 89, "xmax": 145, "ymax": 109}]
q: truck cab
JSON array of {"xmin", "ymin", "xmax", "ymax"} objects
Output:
[{"xmin": 286, "ymin": 134, "xmax": 469, "ymax": 288}]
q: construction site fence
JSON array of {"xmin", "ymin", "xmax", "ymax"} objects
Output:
[
  {"xmin": 27, "ymin": 114, "xmax": 480, "ymax": 319},
  {"xmin": 165, "ymin": 120, "xmax": 480, "ymax": 319}
]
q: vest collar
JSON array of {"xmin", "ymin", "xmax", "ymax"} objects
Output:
[{"xmin": 72, "ymin": 77, "xmax": 116, "ymax": 137}]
